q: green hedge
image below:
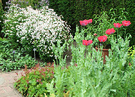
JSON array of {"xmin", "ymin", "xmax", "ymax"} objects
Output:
[
  {"xmin": 0, "ymin": 1, "xmax": 5, "ymax": 38},
  {"xmin": 124, "ymin": 0, "xmax": 135, "ymax": 46}
]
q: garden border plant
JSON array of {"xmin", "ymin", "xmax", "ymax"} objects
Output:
[
  {"xmin": 2, "ymin": 4, "xmax": 71, "ymax": 62},
  {"xmin": 13, "ymin": 21, "xmax": 135, "ymax": 97},
  {"xmin": 14, "ymin": 63, "xmax": 54, "ymax": 97},
  {"xmin": 14, "ymin": 33, "xmax": 135, "ymax": 97},
  {"xmin": 0, "ymin": 38, "xmax": 46, "ymax": 72},
  {"xmin": 49, "ymin": 29, "xmax": 135, "ymax": 96}
]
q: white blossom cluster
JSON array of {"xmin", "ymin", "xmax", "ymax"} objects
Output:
[{"xmin": 4, "ymin": 4, "xmax": 71, "ymax": 58}]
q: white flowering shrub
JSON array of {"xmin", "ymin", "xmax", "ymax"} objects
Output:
[
  {"xmin": 5, "ymin": 0, "xmax": 49, "ymax": 9},
  {"xmin": 3, "ymin": 4, "xmax": 71, "ymax": 61}
]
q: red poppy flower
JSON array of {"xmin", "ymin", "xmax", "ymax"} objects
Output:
[
  {"xmin": 113, "ymin": 23, "xmax": 122, "ymax": 28},
  {"xmin": 87, "ymin": 19, "xmax": 92, "ymax": 24},
  {"xmin": 98, "ymin": 35, "xmax": 108, "ymax": 42},
  {"xmin": 79, "ymin": 20, "xmax": 88, "ymax": 26},
  {"xmin": 82, "ymin": 40, "xmax": 93, "ymax": 46},
  {"xmin": 79, "ymin": 19, "xmax": 92, "ymax": 26},
  {"xmin": 122, "ymin": 20, "xmax": 131, "ymax": 26},
  {"xmin": 105, "ymin": 28, "xmax": 115, "ymax": 35}
]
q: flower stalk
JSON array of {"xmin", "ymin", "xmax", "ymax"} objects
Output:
[{"xmin": 12, "ymin": 50, "xmax": 15, "ymax": 61}]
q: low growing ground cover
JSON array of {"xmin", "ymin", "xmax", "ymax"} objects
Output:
[
  {"xmin": 0, "ymin": 37, "xmax": 46, "ymax": 72},
  {"xmin": 14, "ymin": 63, "xmax": 54, "ymax": 97}
]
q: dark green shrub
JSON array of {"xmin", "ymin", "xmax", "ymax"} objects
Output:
[
  {"xmin": 124, "ymin": 0, "xmax": 135, "ymax": 46},
  {"xmin": 0, "ymin": 1, "xmax": 4, "ymax": 38},
  {"xmin": 49, "ymin": 0, "xmax": 76, "ymax": 35}
]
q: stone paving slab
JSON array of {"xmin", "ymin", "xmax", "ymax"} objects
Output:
[
  {"xmin": 0, "ymin": 77, "xmax": 4, "ymax": 85},
  {"xmin": 0, "ymin": 70, "xmax": 24, "ymax": 97}
]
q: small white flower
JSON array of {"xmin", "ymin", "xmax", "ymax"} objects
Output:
[{"xmin": 4, "ymin": 4, "xmax": 71, "ymax": 59}]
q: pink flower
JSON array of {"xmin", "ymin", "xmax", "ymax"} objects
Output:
[
  {"xmin": 26, "ymin": 80, "xmax": 29, "ymax": 83},
  {"xmin": 94, "ymin": 33, "xmax": 97, "ymax": 36},
  {"xmin": 105, "ymin": 28, "xmax": 115, "ymax": 35},
  {"xmin": 51, "ymin": 71, "xmax": 54, "ymax": 74},
  {"xmin": 122, "ymin": 20, "xmax": 131, "ymax": 26},
  {"xmin": 113, "ymin": 23, "xmax": 122, "ymax": 28},
  {"xmin": 129, "ymin": 63, "xmax": 131, "ymax": 66},
  {"xmin": 87, "ymin": 19, "xmax": 92, "ymax": 24},
  {"xmin": 79, "ymin": 19, "xmax": 92, "ymax": 26},
  {"xmin": 82, "ymin": 40, "xmax": 93, "ymax": 46},
  {"xmin": 98, "ymin": 35, "xmax": 108, "ymax": 42},
  {"xmin": 79, "ymin": 20, "xmax": 88, "ymax": 26},
  {"xmin": 74, "ymin": 64, "xmax": 77, "ymax": 67}
]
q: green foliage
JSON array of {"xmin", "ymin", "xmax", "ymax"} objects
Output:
[
  {"xmin": 0, "ymin": 2, "xmax": 4, "ymax": 25},
  {"xmin": 13, "ymin": 26, "xmax": 135, "ymax": 96},
  {"xmin": 0, "ymin": 2, "xmax": 4, "ymax": 37},
  {"xmin": 128, "ymin": 45, "xmax": 135, "ymax": 65},
  {"xmin": 124, "ymin": 0, "xmax": 135, "ymax": 46},
  {"xmin": 49, "ymin": 29, "xmax": 135, "ymax": 96},
  {"xmin": 49, "ymin": 0, "xmax": 76, "ymax": 35},
  {"xmin": 0, "ymin": 38, "xmax": 46, "ymax": 72},
  {"xmin": 14, "ymin": 64, "xmax": 54, "ymax": 97},
  {"xmin": 128, "ymin": 45, "xmax": 135, "ymax": 59}
]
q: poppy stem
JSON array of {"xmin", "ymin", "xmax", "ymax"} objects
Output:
[
  {"xmin": 13, "ymin": 50, "xmax": 15, "ymax": 62},
  {"xmin": 13, "ymin": 53, "xmax": 15, "ymax": 61},
  {"xmin": 117, "ymin": 28, "xmax": 118, "ymax": 39}
]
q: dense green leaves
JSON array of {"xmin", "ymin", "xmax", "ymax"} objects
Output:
[
  {"xmin": 14, "ymin": 64, "xmax": 54, "ymax": 97},
  {"xmin": 0, "ymin": 39, "xmax": 46, "ymax": 71}
]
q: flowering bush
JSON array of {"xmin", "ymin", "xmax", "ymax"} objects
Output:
[
  {"xmin": 5, "ymin": 0, "xmax": 49, "ymax": 9},
  {"xmin": 78, "ymin": 10, "xmax": 131, "ymax": 48},
  {"xmin": 2, "ymin": 4, "xmax": 71, "ymax": 61},
  {"xmin": 14, "ymin": 63, "xmax": 54, "ymax": 97}
]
